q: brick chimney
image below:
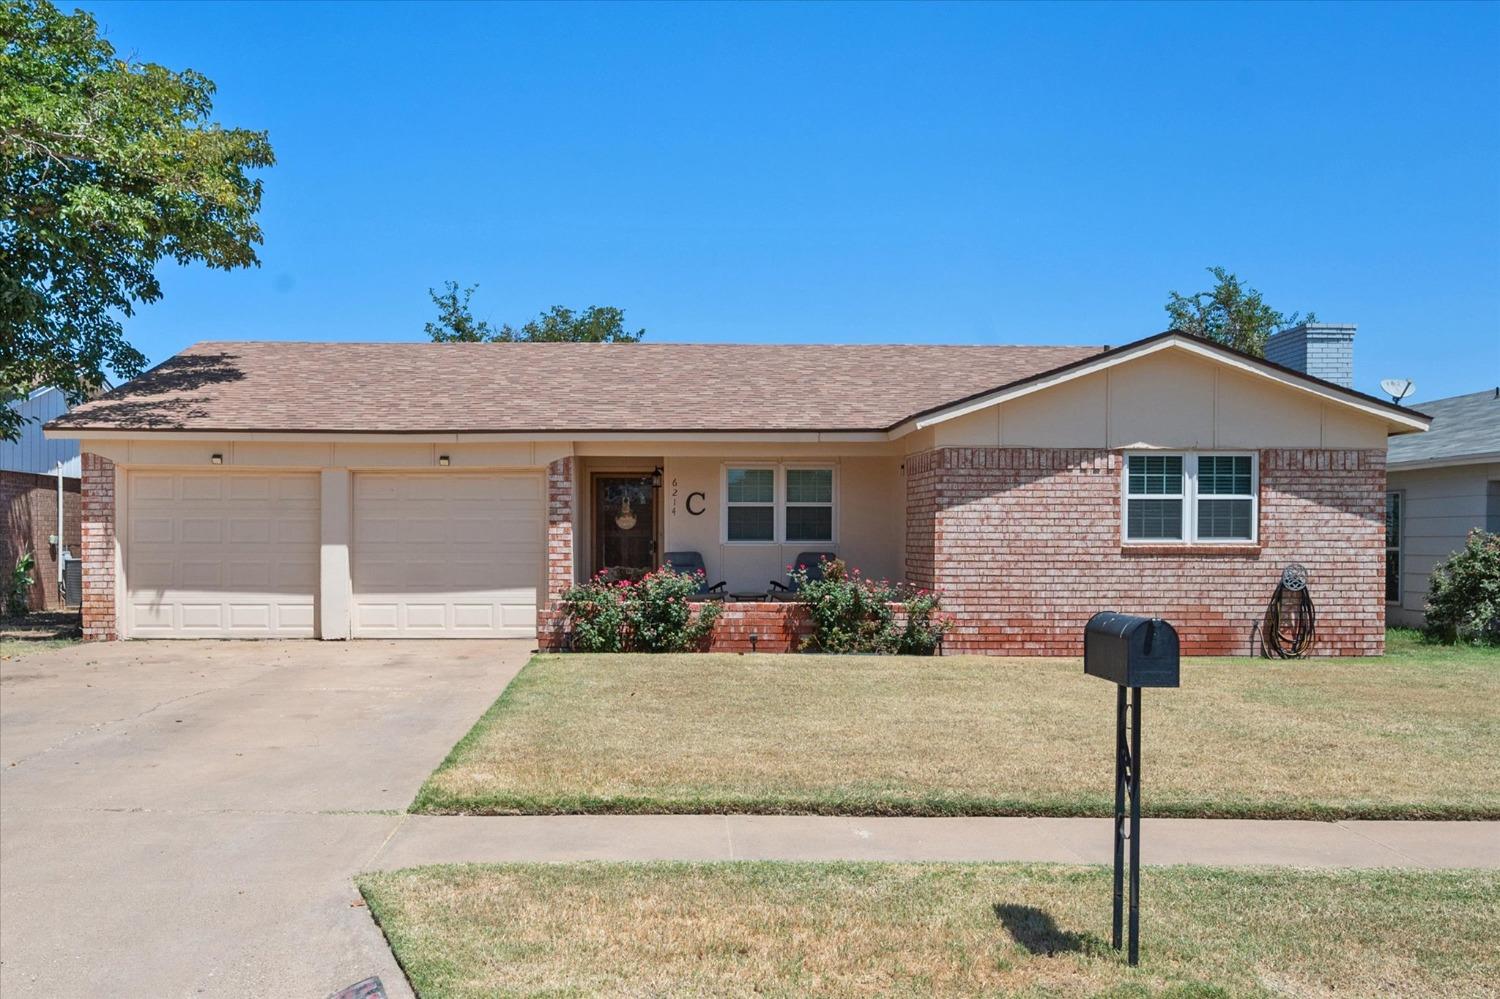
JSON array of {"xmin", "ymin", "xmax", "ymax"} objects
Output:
[{"xmin": 1264, "ymin": 323, "xmax": 1356, "ymax": 388}]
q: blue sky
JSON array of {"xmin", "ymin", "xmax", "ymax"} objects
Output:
[{"xmin": 89, "ymin": 0, "xmax": 1498, "ymax": 403}]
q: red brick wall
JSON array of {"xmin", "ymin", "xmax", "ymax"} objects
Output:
[
  {"xmin": 80, "ymin": 452, "xmax": 117, "ymax": 640},
  {"xmin": 904, "ymin": 449, "xmax": 939, "ymax": 591},
  {"xmin": 907, "ymin": 446, "xmax": 1386, "ymax": 657},
  {"xmin": 1, "ymin": 470, "xmax": 81, "ymax": 612}
]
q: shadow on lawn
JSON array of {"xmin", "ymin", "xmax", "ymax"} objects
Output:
[{"xmin": 993, "ymin": 903, "xmax": 1104, "ymax": 957}]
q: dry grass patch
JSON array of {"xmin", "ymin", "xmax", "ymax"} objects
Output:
[
  {"xmin": 412, "ymin": 632, "xmax": 1499, "ymax": 818},
  {"xmin": 359, "ymin": 862, "xmax": 1500, "ymax": 998}
]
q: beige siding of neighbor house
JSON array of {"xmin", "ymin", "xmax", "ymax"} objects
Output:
[{"xmin": 1386, "ymin": 462, "xmax": 1500, "ymax": 628}]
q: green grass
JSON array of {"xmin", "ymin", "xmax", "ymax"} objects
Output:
[
  {"xmin": 411, "ymin": 633, "xmax": 1500, "ymax": 819},
  {"xmin": 358, "ymin": 861, "xmax": 1500, "ymax": 998}
]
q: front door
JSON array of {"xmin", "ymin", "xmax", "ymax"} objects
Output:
[{"xmin": 594, "ymin": 475, "xmax": 657, "ymax": 578}]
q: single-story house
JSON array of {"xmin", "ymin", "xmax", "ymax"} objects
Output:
[
  {"xmin": 1384, "ymin": 387, "xmax": 1500, "ymax": 628},
  {"xmin": 3, "ymin": 386, "xmax": 83, "ymax": 612},
  {"xmin": 44, "ymin": 324, "xmax": 1428, "ymax": 655}
]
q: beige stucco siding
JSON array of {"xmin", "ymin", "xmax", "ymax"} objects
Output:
[
  {"xmin": 928, "ymin": 350, "xmax": 1389, "ymax": 449},
  {"xmin": 660, "ymin": 454, "xmax": 905, "ymax": 592},
  {"xmin": 1386, "ymin": 462, "xmax": 1500, "ymax": 627}
]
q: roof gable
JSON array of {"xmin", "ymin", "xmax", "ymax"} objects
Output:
[{"xmin": 890, "ymin": 332, "xmax": 1431, "ymax": 437}]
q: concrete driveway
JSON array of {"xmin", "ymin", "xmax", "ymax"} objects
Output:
[{"xmin": 0, "ymin": 638, "xmax": 531, "ymax": 999}]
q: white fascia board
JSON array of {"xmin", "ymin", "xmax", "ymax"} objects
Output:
[{"xmin": 889, "ymin": 335, "xmax": 1432, "ymax": 438}]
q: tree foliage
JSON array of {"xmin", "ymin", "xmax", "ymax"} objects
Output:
[
  {"xmin": 1164, "ymin": 267, "xmax": 1314, "ymax": 357},
  {"xmin": 0, "ymin": 0, "xmax": 274, "ymax": 440},
  {"xmin": 425, "ymin": 281, "xmax": 645, "ymax": 344}
]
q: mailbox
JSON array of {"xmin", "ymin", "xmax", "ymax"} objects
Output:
[
  {"xmin": 1084, "ymin": 610, "xmax": 1182, "ymax": 967},
  {"xmin": 1084, "ymin": 612, "xmax": 1180, "ymax": 688}
]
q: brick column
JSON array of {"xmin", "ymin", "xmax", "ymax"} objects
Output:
[
  {"xmin": 80, "ymin": 452, "xmax": 117, "ymax": 640},
  {"xmin": 903, "ymin": 450, "xmax": 941, "ymax": 590},
  {"xmin": 538, "ymin": 456, "xmax": 575, "ymax": 647}
]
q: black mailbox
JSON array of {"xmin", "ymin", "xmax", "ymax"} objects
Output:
[{"xmin": 1084, "ymin": 612, "xmax": 1180, "ymax": 688}]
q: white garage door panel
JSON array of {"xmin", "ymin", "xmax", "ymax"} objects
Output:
[
  {"xmin": 126, "ymin": 471, "xmax": 320, "ymax": 638},
  {"xmin": 351, "ymin": 472, "xmax": 543, "ymax": 638}
]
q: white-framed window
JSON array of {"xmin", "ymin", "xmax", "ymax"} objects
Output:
[
  {"xmin": 722, "ymin": 464, "xmax": 837, "ymax": 544},
  {"xmin": 785, "ymin": 467, "xmax": 834, "ymax": 543},
  {"xmin": 1385, "ymin": 491, "xmax": 1402, "ymax": 603},
  {"xmin": 1122, "ymin": 452, "xmax": 1258, "ymax": 544},
  {"xmin": 724, "ymin": 466, "xmax": 776, "ymax": 543}
]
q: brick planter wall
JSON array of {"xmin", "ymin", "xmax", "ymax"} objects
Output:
[
  {"xmin": 906, "ymin": 446, "xmax": 1386, "ymax": 657},
  {"xmin": 538, "ymin": 601, "xmax": 931, "ymax": 654},
  {"xmin": 1, "ymin": 469, "xmax": 81, "ymax": 612},
  {"xmin": 80, "ymin": 452, "xmax": 117, "ymax": 640}
]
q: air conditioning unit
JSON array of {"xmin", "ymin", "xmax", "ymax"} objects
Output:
[{"xmin": 62, "ymin": 554, "xmax": 82, "ymax": 610}]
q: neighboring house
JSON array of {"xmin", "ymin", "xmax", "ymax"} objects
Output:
[
  {"xmin": 1384, "ymin": 388, "xmax": 1500, "ymax": 628},
  {"xmin": 2, "ymin": 387, "xmax": 82, "ymax": 613},
  {"xmin": 45, "ymin": 324, "xmax": 1428, "ymax": 655}
]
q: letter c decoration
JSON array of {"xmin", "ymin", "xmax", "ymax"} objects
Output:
[{"xmin": 685, "ymin": 491, "xmax": 706, "ymax": 516}]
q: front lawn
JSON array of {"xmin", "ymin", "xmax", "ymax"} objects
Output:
[
  {"xmin": 359, "ymin": 861, "xmax": 1500, "ymax": 998},
  {"xmin": 411, "ymin": 632, "xmax": 1500, "ymax": 819}
]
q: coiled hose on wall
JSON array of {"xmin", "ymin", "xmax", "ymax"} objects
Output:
[{"xmin": 1260, "ymin": 563, "xmax": 1316, "ymax": 658}]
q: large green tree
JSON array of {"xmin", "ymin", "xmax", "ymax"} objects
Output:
[
  {"xmin": 1164, "ymin": 266, "xmax": 1315, "ymax": 357},
  {"xmin": 0, "ymin": 0, "xmax": 273, "ymax": 440},
  {"xmin": 425, "ymin": 281, "xmax": 645, "ymax": 343}
]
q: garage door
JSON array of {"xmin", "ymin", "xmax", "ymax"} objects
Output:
[
  {"xmin": 351, "ymin": 473, "xmax": 544, "ymax": 638},
  {"xmin": 125, "ymin": 471, "xmax": 320, "ymax": 638}
]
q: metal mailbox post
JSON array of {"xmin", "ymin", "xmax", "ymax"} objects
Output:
[{"xmin": 1084, "ymin": 612, "xmax": 1180, "ymax": 966}]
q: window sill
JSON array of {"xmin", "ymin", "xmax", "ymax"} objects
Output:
[{"xmin": 1121, "ymin": 544, "xmax": 1262, "ymax": 559}]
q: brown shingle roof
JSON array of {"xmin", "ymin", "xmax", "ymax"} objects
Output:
[{"xmin": 48, "ymin": 341, "xmax": 1107, "ymax": 434}]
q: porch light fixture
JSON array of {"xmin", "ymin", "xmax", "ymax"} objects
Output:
[
  {"xmin": 438, "ymin": 455, "xmax": 451, "ymax": 466},
  {"xmin": 651, "ymin": 466, "xmax": 663, "ymax": 488},
  {"xmin": 210, "ymin": 454, "xmax": 223, "ymax": 465}
]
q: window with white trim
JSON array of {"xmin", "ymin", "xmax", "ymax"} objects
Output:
[
  {"xmin": 785, "ymin": 468, "xmax": 833, "ymax": 542},
  {"xmin": 723, "ymin": 465, "xmax": 836, "ymax": 543},
  {"xmin": 1123, "ymin": 453, "xmax": 1257, "ymax": 543},
  {"xmin": 725, "ymin": 467, "xmax": 775, "ymax": 542},
  {"xmin": 1385, "ymin": 491, "xmax": 1402, "ymax": 602}
]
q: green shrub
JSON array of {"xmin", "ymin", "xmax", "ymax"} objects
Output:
[
  {"xmin": 1424, "ymin": 529, "xmax": 1500, "ymax": 645},
  {"xmin": 623, "ymin": 568, "xmax": 722, "ymax": 652},
  {"xmin": 6, "ymin": 549, "xmax": 35, "ymax": 617},
  {"xmin": 895, "ymin": 588, "xmax": 950, "ymax": 655},
  {"xmin": 792, "ymin": 557, "xmax": 950, "ymax": 655},
  {"xmin": 558, "ymin": 575, "xmax": 628, "ymax": 652},
  {"xmin": 559, "ymin": 567, "xmax": 721, "ymax": 653}
]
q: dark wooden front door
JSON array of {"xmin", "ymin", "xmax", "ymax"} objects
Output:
[{"xmin": 594, "ymin": 475, "xmax": 657, "ymax": 576}]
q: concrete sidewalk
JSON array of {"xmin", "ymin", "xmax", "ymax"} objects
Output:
[{"xmin": 373, "ymin": 814, "xmax": 1500, "ymax": 871}]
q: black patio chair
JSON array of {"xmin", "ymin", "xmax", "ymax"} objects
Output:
[
  {"xmin": 768, "ymin": 551, "xmax": 838, "ymax": 600},
  {"xmin": 662, "ymin": 551, "xmax": 727, "ymax": 600}
]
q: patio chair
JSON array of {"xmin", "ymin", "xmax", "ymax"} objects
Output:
[
  {"xmin": 768, "ymin": 551, "xmax": 838, "ymax": 600},
  {"xmin": 662, "ymin": 551, "xmax": 727, "ymax": 600}
]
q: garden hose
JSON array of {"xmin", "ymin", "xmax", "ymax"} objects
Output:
[{"xmin": 1260, "ymin": 563, "xmax": 1316, "ymax": 659}]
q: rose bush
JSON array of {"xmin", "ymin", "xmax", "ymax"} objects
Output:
[
  {"xmin": 559, "ymin": 567, "xmax": 721, "ymax": 653},
  {"xmin": 790, "ymin": 556, "xmax": 950, "ymax": 655}
]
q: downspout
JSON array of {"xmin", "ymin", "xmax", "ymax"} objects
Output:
[{"xmin": 57, "ymin": 463, "xmax": 65, "ymax": 580}]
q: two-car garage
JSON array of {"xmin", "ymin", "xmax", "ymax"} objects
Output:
[{"xmin": 122, "ymin": 469, "xmax": 545, "ymax": 639}]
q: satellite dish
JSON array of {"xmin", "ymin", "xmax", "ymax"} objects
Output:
[{"xmin": 1380, "ymin": 378, "xmax": 1415, "ymax": 405}]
